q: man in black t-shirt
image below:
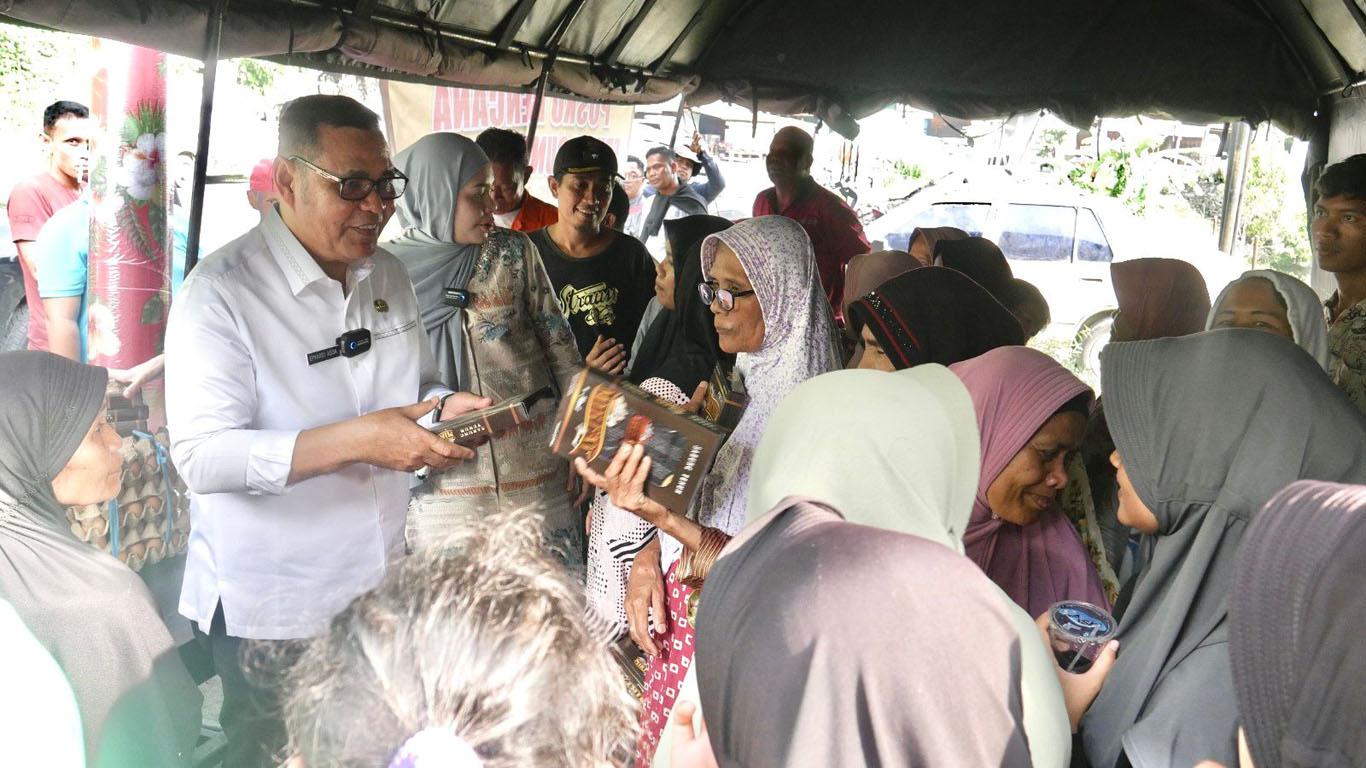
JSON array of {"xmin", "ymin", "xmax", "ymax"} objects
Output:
[{"xmin": 528, "ymin": 136, "xmax": 655, "ymax": 375}]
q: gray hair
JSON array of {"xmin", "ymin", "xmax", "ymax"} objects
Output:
[
  {"xmin": 277, "ymin": 94, "xmax": 381, "ymax": 158},
  {"xmin": 281, "ymin": 510, "xmax": 638, "ymax": 767}
]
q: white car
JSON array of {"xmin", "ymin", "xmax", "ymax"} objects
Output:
[{"xmin": 864, "ymin": 177, "xmax": 1243, "ymax": 375}]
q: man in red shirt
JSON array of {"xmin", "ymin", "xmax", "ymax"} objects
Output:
[
  {"xmin": 753, "ymin": 125, "xmax": 869, "ymax": 321},
  {"xmin": 7, "ymin": 100, "xmax": 93, "ymax": 350},
  {"xmin": 476, "ymin": 128, "xmax": 558, "ymax": 233}
]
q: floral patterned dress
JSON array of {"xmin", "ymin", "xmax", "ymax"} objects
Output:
[
  {"xmin": 407, "ymin": 228, "xmax": 584, "ymax": 566},
  {"xmin": 1327, "ymin": 294, "xmax": 1366, "ymax": 415},
  {"xmin": 1060, "ymin": 453, "xmax": 1120, "ymax": 605}
]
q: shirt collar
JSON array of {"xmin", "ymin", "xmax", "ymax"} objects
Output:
[{"xmin": 261, "ymin": 205, "xmax": 376, "ymax": 296}]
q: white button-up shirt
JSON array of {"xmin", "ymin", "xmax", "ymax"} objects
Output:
[{"xmin": 166, "ymin": 207, "xmax": 448, "ymax": 640}]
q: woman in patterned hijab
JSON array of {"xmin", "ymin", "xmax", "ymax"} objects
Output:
[{"xmin": 577, "ymin": 215, "xmax": 841, "ymax": 766}]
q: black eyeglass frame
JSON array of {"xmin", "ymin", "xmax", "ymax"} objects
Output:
[
  {"xmin": 698, "ymin": 281, "xmax": 758, "ymax": 312},
  {"xmin": 288, "ymin": 155, "xmax": 408, "ymax": 201}
]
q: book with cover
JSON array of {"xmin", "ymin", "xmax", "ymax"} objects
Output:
[
  {"xmin": 428, "ymin": 387, "xmax": 553, "ymax": 447},
  {"xmin": 702, "ymin": 363, "xmax": 748, "ymax": 431},
  {"xmin": 549, "ymin": 368, "xmax": 729, "ymax": 516}
]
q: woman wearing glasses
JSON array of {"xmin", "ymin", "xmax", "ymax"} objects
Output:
[
  {"xmin": 389, "ymin": 132, "xmax": 584, "ymax": 568},
  {"xmin": 578, "ymin": 215, "xmax": 841, "ymax": 766}
]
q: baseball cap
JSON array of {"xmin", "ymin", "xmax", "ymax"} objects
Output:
[
  {"xmin": 553, "ymin": 136, "xmax": 620, "ymax": 179},
  {"xmin": 249, "ymin": 159, "xmax": 275, "ymax": 193}
]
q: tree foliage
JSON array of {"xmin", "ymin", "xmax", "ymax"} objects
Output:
[
  {"xmin": 0, "ymin": 25, "xmax": 85, "ymax": 139},
  {"xmin": 1238, "ymin": 146, "xmax": 1311, "ymax": 277},
  {"xmin": 1068, "ymin": 138, "xmax": 1157, "ymax": 215},
  {"xmin": 1178, "ymin": 135, "xmax": 1311, "ymax": 277},
  {"xmin": 234, "ymin": 58, "xmax": 280, "ymax": 96}
]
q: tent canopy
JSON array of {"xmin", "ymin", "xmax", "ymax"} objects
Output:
[{"xmin": 3, "ymin": 0, "xmax": 1363, "ymax": 137}]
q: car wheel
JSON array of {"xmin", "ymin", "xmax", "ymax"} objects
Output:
[
  {"xmin": 1077, "ymin": 312, "xmax": 1114, "ymax": 384},
  {"xmin": 2, "ymin": 299, "xmax": 29, "ymax": 352}
]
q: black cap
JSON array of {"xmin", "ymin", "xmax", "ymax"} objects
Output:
[{"xmin": 553, "ymin": 136, "xmax": 620, "ymax": 178}]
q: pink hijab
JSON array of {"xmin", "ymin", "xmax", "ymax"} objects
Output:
[{"xmin": 950, "ymin": 347, "xmax": 1109, "ymax": 617}]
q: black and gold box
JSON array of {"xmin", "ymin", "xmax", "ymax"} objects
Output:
[{"xmin": 702, "ymin": 363, "xmax": 748, "ymax": 431}]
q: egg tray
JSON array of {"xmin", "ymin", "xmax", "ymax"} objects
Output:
[{"xmin": 65, "ymin": 430, "xmax": 190, "ymax": 572}]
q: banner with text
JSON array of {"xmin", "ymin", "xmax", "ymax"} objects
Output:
[{"xmin": 385, "ymin": 83, "xmax": 635, "ymax": 178}]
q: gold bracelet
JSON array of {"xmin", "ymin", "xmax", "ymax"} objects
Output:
[
  {"xmin": 676, "ymin": 547, "xmax": 696, "ymax": 586},
  {"xmin": 679, "ymin": 527, "xmax": 730, "ymax": 588}
]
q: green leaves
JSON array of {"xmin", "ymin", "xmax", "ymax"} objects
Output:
[
  {"xmin": 235, "ymin": 58, "xmax": 280, "ymax": 96},
  {"xmin": 121, "ymin": 100, "xmax": 165, "ymax": 147},
  {"xmin": 141, "ymin": 292, "xmax": 166, "ymax": 326}
]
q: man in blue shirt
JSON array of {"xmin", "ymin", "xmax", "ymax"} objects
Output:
[
  {"xmin": 35, "ymin": 196, "xmax": 90, "ymax": 362},
  {"xmin": 36, "ymin": 196, "xmax": 178, "ymax": 395}
]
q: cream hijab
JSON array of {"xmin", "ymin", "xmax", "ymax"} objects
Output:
[
  {"xmin": 730, "ymin": 367, "xmax": 1071, "ymax": 767},
  {"xmin": 745, "ymin": 366, "xmax": 978, "ymax": 550}
]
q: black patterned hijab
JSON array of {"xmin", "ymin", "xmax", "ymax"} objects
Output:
[{"xmin": 847, "ymin": 266, "xmax": 1023, "ymax": 368}]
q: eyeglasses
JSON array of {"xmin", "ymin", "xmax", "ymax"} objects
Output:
[
  {"xmin": 288, "ymin": 156, "xmax": 407, "ymax": 201},
  {"xmin": 699, "ymin": 281, "xmax": 757, "ymax": 312}
]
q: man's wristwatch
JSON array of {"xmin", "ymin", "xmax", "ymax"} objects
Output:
[{"xmin": 437, "ymin": 392, "xmax": 457, "ymax": 417}]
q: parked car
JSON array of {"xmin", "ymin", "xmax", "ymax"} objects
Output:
[{"xmin": 864, "ymin": 176, "xmax": 1243, "ymax": 376}]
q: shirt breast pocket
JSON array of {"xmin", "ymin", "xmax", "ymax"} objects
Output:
[{"xmin": 371, "ymin": 316, "xmax": 419, "ymax": 345}]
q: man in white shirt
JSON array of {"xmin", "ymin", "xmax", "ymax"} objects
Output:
[{"xmin": 165, "ymin": 95, "xmax": 488, "ymax": 767}]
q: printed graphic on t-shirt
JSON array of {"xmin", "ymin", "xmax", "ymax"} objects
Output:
[{"xmin": 558, "ymin": 281, "xmax": 620, "ymax": 327}]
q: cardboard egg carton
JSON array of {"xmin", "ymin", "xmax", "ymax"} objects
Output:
[{"xmin": 64, "ymin": 431, "xmax": 191, "ymax": 572}]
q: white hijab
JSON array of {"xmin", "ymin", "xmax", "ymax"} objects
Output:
[{"xmin": 1206, "ymin": 270, "xmax": 1330, "ymax": 370}]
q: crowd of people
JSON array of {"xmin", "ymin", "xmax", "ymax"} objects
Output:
[{"xmin": 4, "ymin": 91, "xmax": 1366, "ymax": 768}]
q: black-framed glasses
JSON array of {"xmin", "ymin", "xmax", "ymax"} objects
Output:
[
  {"xmin": 699, "ymin": 281, "xmax": 757, "ymax": 312},
  {"xmin": 289, "ymin": 155, "xmax": 408, "ymax": 201}
]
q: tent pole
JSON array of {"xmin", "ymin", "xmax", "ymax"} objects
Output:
[
  {"xmin": 184, "ymin": 0, "xmax": 227, "ymax": 276},
  {"xmin": 526, "ymin": 0, "xmax": 587, "ymax": 155},
  {"xmin": 526, "ymin": 63, "xmax": 552, "ymax": 153},
  {"xmin": 1218, "ymin": 121, "xmax": 1252, "ymax": 255},
  {"xmin": 669, "ymin": 96, "xmax": 687, "ymax": 148}
]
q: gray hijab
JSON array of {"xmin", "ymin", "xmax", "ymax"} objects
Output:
[
  {"xmin": 388, "ymin": 132, "xmax": 489, "ymax": 389},
  {"xmin": 1082, "ymin": 330, "xmax": 1366, "ymax": 768},
  {"xmin": 696, "ymin": 498, "xmax": 1032, "ymax": 768},
  {"xmin": 0, "ymin": 351, "xmax": 204, "ymax": 764},
  {"xmin": 0, "ymin": 350, "xmax": 107, "ymax": 531}
]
